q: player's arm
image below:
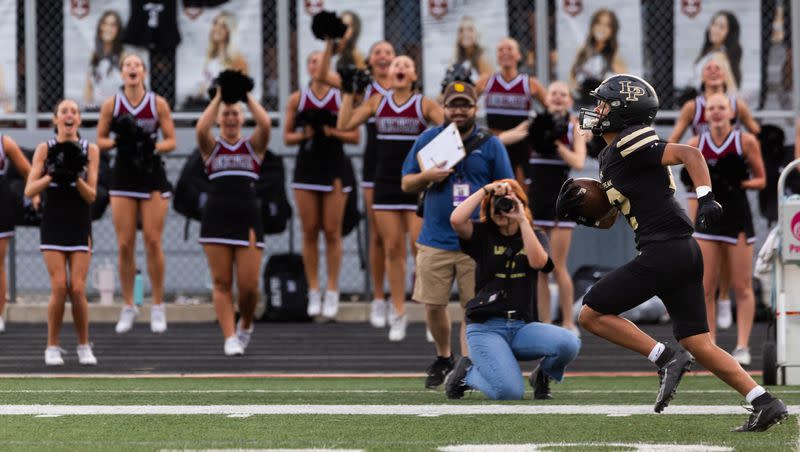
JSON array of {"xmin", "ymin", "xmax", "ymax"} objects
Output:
[
  {"xmin": 667, "ymin": 101, "xmax": 695, "ymax": 144},
  {"xmin": 337, "ymin": 92, "xmax": 379, "ymax": 131},
  {"xmin": 661, "ymin": 143, "xmax": 711, "ymax": 189},
  {"xmin": 737, "ymin": 99, "xmax": 761, "ymax": 135},
  {"xmin": 741, "ymin": 133, "xmax": 766, "ymax": 190},
  {"xmin": 155, "ymin": 96, "xmax": 177, "ymax": 154},
  {"xmin": 96, "ymin": 97, "xmax": 116, "ymax": 151}
]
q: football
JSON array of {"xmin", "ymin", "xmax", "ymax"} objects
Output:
[{"xmin": 570, "ymin": 178, "xmax": 617, "ymax": 229}]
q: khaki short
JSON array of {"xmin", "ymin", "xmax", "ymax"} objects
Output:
[{"xmin": 412, "ymin": 244, "xmax": 476, "ymax": 307}]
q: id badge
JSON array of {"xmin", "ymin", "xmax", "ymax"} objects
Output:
[{"xmin": 452, "ymin": 182, "xmax": 470, "ymax": 207}]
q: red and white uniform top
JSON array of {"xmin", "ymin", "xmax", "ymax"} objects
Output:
[
  {"xmin": 691, "ymin": 94, "xmax": 738, "ymax": 136},
  {"xmin": 374, "ymin": 92, "xmax": 427, "ymax": 141},
  {"xmin": 484, "ymin": 72, "xmax": 532, "ymax": 127},
  {"xmin": 205, "ymin": 137, "xmax": 262, "ymax": 180},
  {"xmin": 297, "ymin": 86, "xmax": 341, "ymax": 116},
  {"xmin": 0, "ymin": 133, "xmax": 6, "ymax": 176},
  {"xmin": 364, "ymin": 81, "xmax": 389, "ymax": 124},
  {"xmin": 698, "ymin": 128, "xmax": 743, "ymax": 165},
  {"xmin": 113, "ymin": 91, "xmax": 160, "ymax": 140}
]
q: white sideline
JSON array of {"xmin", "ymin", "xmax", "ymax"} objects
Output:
[{"xmin": 1, "ymin": 404, "xmax": 799, "ymax": 416}]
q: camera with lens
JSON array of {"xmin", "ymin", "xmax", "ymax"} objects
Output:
[{"xmin": 493, "ymin": 196, "xmax": 515, "ymax": 214}]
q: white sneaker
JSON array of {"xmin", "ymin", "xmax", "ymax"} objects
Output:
[
  {"xmin": 322, "ymin": 290, "xmax": 339, "ymax": 319},
  {"xmin": 307, "ymin": 290, "xmax": 322, "ymax": 317},
  {"xmin": 370, "ymin": 299, "xmax": 387, "ymax": 328},
  {"xmin": 236, "ymin": 319, "xmax": 254, "ymax": 350},
  {"xmin": 717, "ymin": 299, "xmax": 733, "ymax": 330},
  {"xmin": 224, "ymin": 336, "xmax": 244, "ymax": 356},
  {"xmin": 388, "ymin": 312, "xmax": 408, "ymax": 342},
  {"xmin": 0, "ymin": 316, "xmax": 5, "ymax": 333},
  {"xmin": 76, "ymin": 344, "xmax": 97, "ymax": 366},
  {"xmin": 732, "ymin": 346, "xmax": 751, "ymax": 366},
  {"xmin": 150, "ymin": 304, "xmax": 167, "ymax": 333},
  {"xmin": 44, "ymin": 346, "xmax": 65, "ymax": 366},
  {"xmin": 115, "ymin": 306, "xmax": 138, "ymax": 334}
]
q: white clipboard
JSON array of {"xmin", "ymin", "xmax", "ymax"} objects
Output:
[{"xmin": 416, "ymin": 123, "xmax": 466, "ymax": 171}]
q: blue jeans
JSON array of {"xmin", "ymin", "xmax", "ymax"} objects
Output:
[{"xmin": 465, "ymin": 318, "xmax": 581, "ymax": 400}]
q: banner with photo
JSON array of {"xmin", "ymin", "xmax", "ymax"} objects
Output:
[
  {"xmin": 63, "ymin": 1, "xmax": 151, "ymax": 111},
  {"xmin": 176, "ymin": 1, "xmax": 262, "ymax": 110},
  {"xmin": 0, "ymin": 1, "xmax": 15, "ymax": 113},
  {"xmin": 673, "ymin": 1, "xmax": 761, "ymax": 105},
  {"xmin": 555, "ymin": 0, "xmax": 643, "ymax": 108},
  {"xmin": 421, "ymin": 0, "xmax": 507, "ymax": 98},
  {"xmin": 296, "ymin": 0, "xmax": 384, "ymax": 89}
]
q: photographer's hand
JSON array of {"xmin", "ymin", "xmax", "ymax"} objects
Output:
[
  {"xmin": 503, "ymin": 196, "xmax": 528, "ymax": 224},
  {"xmin": 484, "ymin": 181, "xmax": 510, "ymax": 197}
]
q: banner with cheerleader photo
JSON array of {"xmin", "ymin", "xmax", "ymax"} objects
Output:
[
  {"xmin": 556, "ymin": 0, "xmax": 643, "ymax": 107},
  {"xmin": 421, "ymin": 0, "xmax": 507, "ymax": 98},
  {"xmin": 297, "ymin": 0, "xmax": 384, "ymax": 89},
  {"xmin": 175, "ymin": 0, "xmax": 263, "ymax": 111},
  {"xmin": 673, "ymin": 0, "xmax": 761, "ymax": 105},
  {"xmin": 0, "ymin": 0, "xmax": 15, "ymax": 113},
  {"xmin": 63, "ymin": 0, "xmax": 150, "ymax": 111}
]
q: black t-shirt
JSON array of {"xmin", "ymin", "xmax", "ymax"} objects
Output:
[
  {"xmin": 459, "ymin": 221, "xmax": 550, "ymax": 323},
  {"xmin": 124, "ymin": 0, "xmax": 181, "ymax": 51},
  {"xmin": 598, "ymin": 126, "xmax": 694, "ymax": 249}
]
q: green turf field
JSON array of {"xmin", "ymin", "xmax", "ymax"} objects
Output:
[{"xmin": 0, "ymin": 375, "xmax": 797, "ymax": 451}]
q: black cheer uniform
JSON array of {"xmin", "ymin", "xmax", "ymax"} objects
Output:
[
  {"xmin": 529, "ymin": 121, "xmax": 575, "ymax": 228},
  {"xmin": 373, "ymin": 92, "xmax": 427, "ymax": 210},
  {"xmin": 692, "ymin": 129, "xmax": 755, "ymax": 245},
  {"xmin": 484, "ymin": 72, "xmax": 533, "ymax": 175},
  {"xmin": 0, "ymin": 135, "xmax": 15, "ymax": 239},
  {"xmin": 362, "ymin": 81, "xmax": 389, "ymax": 189},
  {"xmin": 199, "ymin": 136, "xmax": 264, "ymax": 249},
  {"xmin": 110, "ymin": 91, "xmax": 172, "ymax": 199},
  {"xmin": 584, "ymin": 126, "xmax": 708, "ymax": 340},
  {"xmin": 40, "ymin": 139, "xmax": 92, "ymax": 253},
  {"xmin": 290, "ymin": 87, "xmax": 355, "ymax": 193}
]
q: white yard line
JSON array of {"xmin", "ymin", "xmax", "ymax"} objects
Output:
[
  {"xmin": 2, "ymin": 389, "xmax": 799, "ymax": 394},
  {"xmin": 0, "ymin": 404, "xmax": 798, "ymax": 416}
]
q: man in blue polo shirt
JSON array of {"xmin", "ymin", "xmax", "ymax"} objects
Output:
[{"xmin": 401, "ymin": 81, "xmax": 514, "ymax": 389}]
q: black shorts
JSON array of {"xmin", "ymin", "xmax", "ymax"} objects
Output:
[
  {"xmin": 199, "ymin": 193, "xmax": 264, "ymax": 249},
  {"xmin": 0, "ymin": 181, "xmax": 15, "ymax": 238},
  {"xmin": 291, "ymin": 141, "xmax": 354, "ymax": 193},
  {"xmin": 582, "ymin": 238, "xmax": 708, "ymax": 340}
]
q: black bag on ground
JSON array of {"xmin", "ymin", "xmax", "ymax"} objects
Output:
[
  {"xmin": 173, "ymin": 149, "xmax": 211, "ymax": 221},
  {"xmin": 261, "ymin": 253, "xmax": 311, "ymax": 322}
]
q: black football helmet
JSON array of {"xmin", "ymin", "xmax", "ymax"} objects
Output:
[{"xmin": 578, "ymin": 74, "xmax": 659, "ymax": 136}]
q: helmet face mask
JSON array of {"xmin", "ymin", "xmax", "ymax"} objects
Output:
[{"xmin": 578, "ymin": 74, "xmax": 659, "ymax": 136}]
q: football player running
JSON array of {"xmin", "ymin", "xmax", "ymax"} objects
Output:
[{"xmin": 557, "ymin": 74, "xmax": 787, "ymax": 432}]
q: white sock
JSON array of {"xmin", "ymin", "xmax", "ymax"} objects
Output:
[
  {"xmin": 647, "ymin": 342, "xmax": 666, "ymax": 363},
  {"xmin": 745, "ymin": 386, "xmax": 766, "ymax": 404},
  {"xmin": 718, "ymin": 299, "xmax": 731, "ymax": 307}
]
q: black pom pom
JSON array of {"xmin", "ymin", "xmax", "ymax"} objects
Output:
[{"xmin": 311, "ymin": 11, "xmax": 346, "ymax": 40}]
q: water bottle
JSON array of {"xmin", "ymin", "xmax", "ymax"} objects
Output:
[{"xmin": 133, "ymin": 269, "xmax": 144, "ymax": 307}]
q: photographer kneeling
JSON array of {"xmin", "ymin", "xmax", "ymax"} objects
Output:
[{"xmin": 445, "ymin": 179, "xmax": 581, "ymax": 400}]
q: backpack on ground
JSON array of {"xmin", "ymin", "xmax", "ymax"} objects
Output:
[{"xmin": 261, "ymin": 252, "xmax": 311, "ymax": 322}]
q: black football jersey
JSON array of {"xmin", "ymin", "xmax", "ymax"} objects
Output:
[{"xmin": 598, "ymin": 126, "xmax": 694, "ymax": 249}]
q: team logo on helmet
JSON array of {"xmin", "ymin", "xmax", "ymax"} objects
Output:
[{"xmin": 619, "ymin": 81, "xmax": 646, "ymax": 102}]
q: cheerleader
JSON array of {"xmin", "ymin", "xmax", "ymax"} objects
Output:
[
  {"xmin": 315, "ymin": 38, "xmax": 397, "ymax": 327},
  {"xmin": 0, "ymin": 134, "xmax": 32, "ymax": 333},
  {"xmin": 668, "ymin": 52, "xmax": 760, "ymax": 335},
  {"xmin": 527, "ymin": 81, "xmax": 586, "ymax": 333},
  {"xmin": 475, "ymin": 37, "xmax": 546, "ymax": 188},
  {"xmin": 284, "ymin": 51, "xmax": 360, "ymax": 320},
  {"xmin": 96, "ymin": 53, "xmax": 176, "ymax": 334},
  {"xmin": 338, "ymin": 55, "xmax": 444, "ymax": 341},
  {"xmin": 25, "ymin": 99, "xmax": 100, "ymax": 366},
  {"xmin": 196, "ymin": 87, "xmax": 271, "ymax": 356},
  {"xmin": 688, "ymin": 93, "xmax": 765, "ymax": 365}
]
